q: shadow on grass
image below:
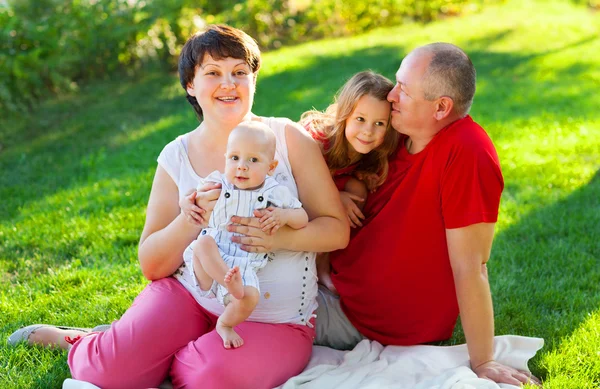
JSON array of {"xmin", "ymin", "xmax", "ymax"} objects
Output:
[
  {"xmin": 488, "ymin": 169, "xmax": 600, "ymax": 373},
  {"xmin": 1, "ymin": 30, "xmax": 598, "ymax": 275},
  {"xmin": 468, "ymin": 34, "xmax": 600, "ymax": 136},
  {"xmin": 2, "ymin": 30, "xmax": 597, "ymax": 223},
  {"xmin": 0, "ymin": 29, "xmax": 599, "ymax": 386}
]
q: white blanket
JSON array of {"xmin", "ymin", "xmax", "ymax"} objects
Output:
[
  {"xmin": 278, "ymin": 336, "xmax": 543, "ymax": 389},
  {"xmin": 63, "ymin": 335, "xmax": 543, "ymax": 389}
]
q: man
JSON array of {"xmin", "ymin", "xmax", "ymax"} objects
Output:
[{"xmin": 316, "ymin": 43, "xmax": 541, "ymax": 386}]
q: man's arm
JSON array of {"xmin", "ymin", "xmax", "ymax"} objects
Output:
[{"xmin": 446, "ymin": 223, "xmax": 540, "ymax": 386}]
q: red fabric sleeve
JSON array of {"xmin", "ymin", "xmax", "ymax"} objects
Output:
[{"xmin": 440, "ymin": 140, "xmax": 504, "ymax": 229}]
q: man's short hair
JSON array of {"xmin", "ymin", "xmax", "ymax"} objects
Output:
[{"xmin": 420, "ymin": 43, "xmax": 476, "ymax": 117}]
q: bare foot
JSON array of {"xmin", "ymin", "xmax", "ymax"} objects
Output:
[
  {"xmin": 318, "ymin": 272, "xmax": 338, "ymax": 296},
  {"xmin": 224, "ymin": 266, "xmax": 244, "ymax": 299},
  {"xmin": 216, "ymin": 319, "xmax": 244, "ymax": 349},
  {"xmin": 29, "ymin": 327, "xmax": 87, "ymax": 349}
]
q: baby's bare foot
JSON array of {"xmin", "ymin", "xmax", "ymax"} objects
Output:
[
  {"xmin": 216, "ymin": 320, "xmax": 244, "ymax": 349},
  {"xmin": 224, "ymin": 266, "xmax": 244, "ymax": 300}
]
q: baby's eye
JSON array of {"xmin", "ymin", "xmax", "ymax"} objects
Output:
[
  {"xmin": 375, "ymin": 121, "xmax": 386, "ymax": 126},
  {"xmin": 250, "ymin": 157, "xmax": 259, "ymax": 163},
  {"xmin": 230, "ymin": 155, "xmax": 239, "ymax": 161},
  {"xmin": 356, "ymin": 117, "xmax": 365, "ymax": 122}
]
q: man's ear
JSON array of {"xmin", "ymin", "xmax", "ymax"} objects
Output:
[
  {"xmin": 268, "ymin": 159, "xmax": 279, "ymax": 175},
  {"xmin": 434, "ymin": 96, "xmax": 454, "ymax": 120}
]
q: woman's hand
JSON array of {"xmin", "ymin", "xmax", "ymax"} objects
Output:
[
  {"xmin": 339, "ymin": 191, "xmax": 365, "ymax": 228},
  {"xmin": 229, "ymin": 210, "xmax": 277, "ymax": 252}
]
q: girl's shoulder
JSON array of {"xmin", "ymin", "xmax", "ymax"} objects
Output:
[{"xmin": 299, "ymin": 114, "xmax": 333, "ymax": 151}]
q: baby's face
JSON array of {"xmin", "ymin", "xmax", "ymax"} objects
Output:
[{"xmin": 225, "ymin": 131, "xmax": 276, "ymax": 190}]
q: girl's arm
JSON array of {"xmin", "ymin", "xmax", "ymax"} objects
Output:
[{"xmin": 138, "ymin": 166, "xmax": 220, "ymax": 280}]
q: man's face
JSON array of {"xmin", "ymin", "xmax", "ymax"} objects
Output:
[{"xmin": 387, "ymin": 51, "xmax": 437, "ymax": 137}]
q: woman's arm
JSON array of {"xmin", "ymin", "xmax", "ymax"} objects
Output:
[
  {"xmin": 277, "ymin": 122, "xmax": 349, "ymax": 251},
  {"xmin": 138, "ymin": 166, "xmax": 220, "ymax": 280}
]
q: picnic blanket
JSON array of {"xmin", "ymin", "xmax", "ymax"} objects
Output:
[{"xmin": 63, "ymin": 335, "xmax": 543, "ymax": 389}]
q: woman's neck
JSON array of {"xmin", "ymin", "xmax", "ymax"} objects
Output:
[{"xmin": 190, "ymin": 113, "xmax": 256, "ymax": 149}]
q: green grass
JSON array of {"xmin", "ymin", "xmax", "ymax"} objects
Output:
[{"xmin": 1, "ymin": 0, "xmax": 599, "ymax": 387}]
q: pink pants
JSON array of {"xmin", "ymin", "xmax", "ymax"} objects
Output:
[{"xmin": 68, "ymin": 277, "xmax": 315, "ymax": 389}]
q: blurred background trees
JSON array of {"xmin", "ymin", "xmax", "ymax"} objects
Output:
[{"xmin": 1, "ymin": 0, "xmax": 594, "ymax": 113}]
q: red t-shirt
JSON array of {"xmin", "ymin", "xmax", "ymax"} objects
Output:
[{"xmin": 329, "ymin": 115, "xmax": 504, "ymax": 346}]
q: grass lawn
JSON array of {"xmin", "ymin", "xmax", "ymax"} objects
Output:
[{"xmin": 1, "ymin": 0, "xmax": 599, "ymax": 387}]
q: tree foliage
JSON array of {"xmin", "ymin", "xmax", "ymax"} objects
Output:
[{"xmin": 1, "ymin": 0, "xmax": 497, "ymax": 112}]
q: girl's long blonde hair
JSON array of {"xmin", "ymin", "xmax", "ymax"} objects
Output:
[{"xmin": 300, "ymin": 71, "xmax": 399, "ymax": 188}]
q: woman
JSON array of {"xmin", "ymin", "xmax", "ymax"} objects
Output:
[{"xmin": 12, "ymin": 25, "xmax": 348, "ymax": 389}]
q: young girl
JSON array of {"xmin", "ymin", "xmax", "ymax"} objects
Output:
[
  {"xmin": 300, "ymin": 71, "xmax": 398, "ymax": 229},
  {"xmin": 300, "ymin": 71, "xmax": 398, "ymax": 293}
]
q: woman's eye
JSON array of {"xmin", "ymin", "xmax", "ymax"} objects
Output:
[
  {"xmin": 376, "ymin": 121, "xmax": 386, "ymax": 126},
  {"xmin": 236, "ymin": 70, "xmax": 248, "ymax": 76},
  {"xmin": 356, "ymin": 117, "xmax": 365, "ymax": 122}
]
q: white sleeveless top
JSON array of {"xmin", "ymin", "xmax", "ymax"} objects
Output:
[{"xmin": 157, "ymin": 117, "xmax": 318, "ymax": 326}]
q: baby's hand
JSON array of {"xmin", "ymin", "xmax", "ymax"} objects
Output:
[
  {"xmin": 259, "ymin": 206, "xmax": 287, "ymax": 235},
  {"xmin": 179, "ymin": 190, "xmax": 206, "ymax": 226}
]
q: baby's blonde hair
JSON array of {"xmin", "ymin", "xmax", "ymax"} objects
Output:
[
  {"xmin": 300, "ymin": 71, "xmax": 398, "ymax": 188},
  {"xmin": 229, "ymin": 121, "xmax": 277, "ymax": 159}
]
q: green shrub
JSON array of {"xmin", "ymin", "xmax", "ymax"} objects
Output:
[{"xmin": 1, "ymin": 0, "xmax": 498, "ymax": 113}]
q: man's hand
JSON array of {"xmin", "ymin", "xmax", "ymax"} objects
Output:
[{"xmin": 473, "ymin": 360, "xmax": 542, "ymax": 387}]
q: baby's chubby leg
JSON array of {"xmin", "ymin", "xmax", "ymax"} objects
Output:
[
  {"xmin": 191, "ymin": 235, "xmax": 222, "ymax": 291},
  {"xmin": 217, "ymin": 286, "xmax": 260, "ymax": 349},
  {"xmin": 193, "ymin": 236, "xmax": 245, "ymax": 299}
]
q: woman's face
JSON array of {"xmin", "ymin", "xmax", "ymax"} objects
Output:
[{"xmin": 186, "ymin": 55, "xmax": 256, "ymax": 125}]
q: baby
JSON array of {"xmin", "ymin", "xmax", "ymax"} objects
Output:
[{"xmin": 181, "ymin": 121, "xmax": 308, "ymax": 348}]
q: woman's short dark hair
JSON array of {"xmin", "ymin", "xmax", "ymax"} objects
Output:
[{"xmin": 178, "ymin": 25, "xmax": 262, "ymax": 120}]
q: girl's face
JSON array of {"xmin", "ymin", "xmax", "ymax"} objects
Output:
[
  {"xmin": 186, "ymin": 55, "xmax": 256, "ymax": 126},
  {"xmin": 344, "ymin": 94, "xmax": 391, "ymax": 155}
]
